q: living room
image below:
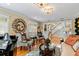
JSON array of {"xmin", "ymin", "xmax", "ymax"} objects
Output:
[{"xmin": 0, "ymin": 3, "xmax": 79, "ymax": 56}]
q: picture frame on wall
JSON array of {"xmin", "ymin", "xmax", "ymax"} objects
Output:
[{"xmin": 44, "ymin": 24, "xmax": 47, "ymax": 31}]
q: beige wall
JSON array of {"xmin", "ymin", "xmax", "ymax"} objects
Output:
[
  {"xmin": 9, "ymin": 15, "xmax": 38, "ymax": 38},
  {"xmin": 0, "ymin": 7, "xmax": 75, "ymax": 37},
  {"xmin": 0, "ymin": 7, "xmax": 38, "ymax": 37}
]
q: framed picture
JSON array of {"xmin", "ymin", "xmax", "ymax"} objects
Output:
[{"xmin": 44, "ymin": 24, "xmax": 47, "ymax": 31}]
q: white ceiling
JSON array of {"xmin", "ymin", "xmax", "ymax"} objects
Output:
[{"xmin": 0, "ymin": 3, "xmax": 79, "ymax": 22}]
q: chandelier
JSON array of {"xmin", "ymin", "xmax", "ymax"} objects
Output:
[{"xmin": 34, "ymin": 3, "xmax": 53, "ymax": 15}]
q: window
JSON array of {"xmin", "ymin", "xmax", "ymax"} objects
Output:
[{"xmin": 0, "ymin": 15, "xmax": 8, "ymax": 35}]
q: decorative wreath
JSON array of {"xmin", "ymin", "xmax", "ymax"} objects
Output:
[
  {"xmin": 12, "ymin": 18, "xmax": 26, "ymax": 33},
  {"xmin": 75, "ymin": 18, "xmax": 79, "ymax": 35}
]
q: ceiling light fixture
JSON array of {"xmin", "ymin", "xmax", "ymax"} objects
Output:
[{"xmin": 34, "ymin": 3, "xmax": 53, "ymax": 15}]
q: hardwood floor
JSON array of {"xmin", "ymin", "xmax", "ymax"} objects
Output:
[
  {"xmin": 16, "ymin": 50, "xmax": 29, "ymax": 56},
  {"xmin": 13, "ymin": 40, "xmax": 41, "ymax": 56},
  {"xmin": 13, "ymin": 47, "xmax": 30, "ymax": 56}
]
